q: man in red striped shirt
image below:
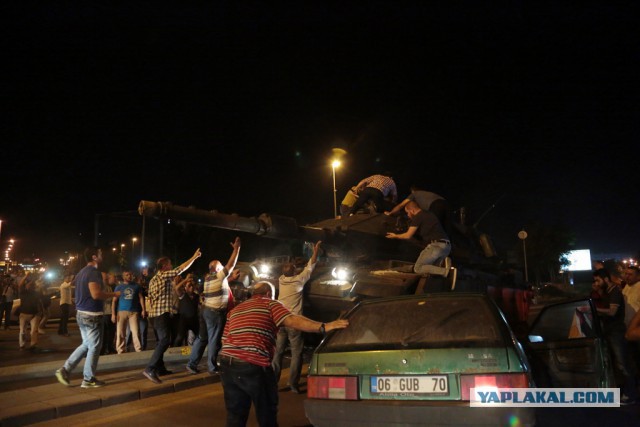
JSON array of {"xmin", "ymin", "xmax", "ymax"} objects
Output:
[{"xmin": 218, "ymin": 281, "xmax": 348, "ymax": 427}]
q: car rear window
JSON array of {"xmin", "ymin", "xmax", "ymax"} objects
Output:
[{"xmin": 323, "ymin": 296, "xmax": 505, "ymax": 351}]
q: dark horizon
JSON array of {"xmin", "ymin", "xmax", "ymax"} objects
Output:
[{"xmin": 2, "ymin": 3, "xmax": 639, "ymax": 265}]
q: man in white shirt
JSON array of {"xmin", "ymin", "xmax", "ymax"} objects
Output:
[
  {"xmin": 58, "ymin": 274, "xmax": 74, "ymax": 336},
  {"xmin": 622, "ymin": 266, "xmax": 640, "ymax": 326},
  {"xmin": 271, "ymin": 241, "xmax": 321, "ymax": 393}
]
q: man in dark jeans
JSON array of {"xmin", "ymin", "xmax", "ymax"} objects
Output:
[
  {"xmin": 0, "ymin": 276, "xmax": 16, "ymax": 329},
  {"xmin": 594, "ymin": 268, "xmax": 638, "ymax": 405},
  {"xmin": 218, "ymin": 281, "xmax": 349, "ymax": 426},
  {"xmin": 142, "ymin": 248, "xmax": 202, "ymax": 384},
  {"xmin": 186, "ymin": 237, "xmax": 241, "ymax": 375}
]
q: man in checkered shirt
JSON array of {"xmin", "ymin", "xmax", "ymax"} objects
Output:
[
  {"xmin": 142, "ymin": 248, "xmax": 202, "ymax": 384},
  {"xmin": 348, "ymin": 172, "xmax": 397, "ymax": 215}
]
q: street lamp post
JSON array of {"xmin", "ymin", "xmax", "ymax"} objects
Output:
[
  {"xmin": 332, "ymin": 159, "xmax": 341, "ymax": 218},
  {"xmin": 131, "ymin": 237, "xmax": 138, "ymax": 267},
  {"xmin": 518, "ymin": 230, "xmax": 529, "ymax": 283}
]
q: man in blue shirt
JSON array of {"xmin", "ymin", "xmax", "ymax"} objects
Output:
[
  {"xmin": 112, "ymin": 270, "xmax": 145, "ymax": 353},
  {"xmin": 55, "ymin": 247, "xmax": 121, "ymax": 388}
]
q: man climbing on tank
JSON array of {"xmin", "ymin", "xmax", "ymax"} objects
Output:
[
  {"xmin": 385, "ymin": 201, "xmax": 451, "ymax": 277},
  {"xmin": 348, "ymin": 171, "xmax": 397, "ymax": 215}
]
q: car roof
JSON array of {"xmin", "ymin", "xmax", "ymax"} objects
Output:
[{"xmin": 352, "ymin": 292, "xmax": 492, "ymax": 308}]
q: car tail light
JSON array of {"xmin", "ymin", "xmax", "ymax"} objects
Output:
[
  {"xmin": 460, "ymin": 374, "xmax": 529, "ymax": 400},
  {"xmin": 307, "ymin": 376, "xmax": 359, "ymax": 400}
]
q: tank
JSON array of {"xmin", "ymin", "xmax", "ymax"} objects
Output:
[{"xmin": 138, "ymin": 200, "xmax": 502, "ymax": 322}]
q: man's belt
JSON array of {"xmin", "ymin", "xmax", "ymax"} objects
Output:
[
  {"xmin": 432, "ymin": 239, "xmax": 450, "ymax": 244},
  {"xmin": 219, "ymin": 355, "xmax": 250, "ymax": 365},
  {"xmin": 202, "ymin": 305, "xmax": 227, "ymax": 312}
]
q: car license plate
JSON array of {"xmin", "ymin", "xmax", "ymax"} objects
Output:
[{"xmin": 370, "ymin": 375, "xmax": 449, "ymax": 395}]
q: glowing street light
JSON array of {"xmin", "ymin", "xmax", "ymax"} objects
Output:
[
  {"xmin": 332, "ymin": 159, "xmax": 341, "ymax": 218},
  {"xmin": 120, "ymin": 243, "xmax": 125, "ymax": 255}
]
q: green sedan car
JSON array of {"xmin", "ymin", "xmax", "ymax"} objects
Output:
[{"xmin": 304, "ymin": 293, "xmax": 612, "ymax": 427}]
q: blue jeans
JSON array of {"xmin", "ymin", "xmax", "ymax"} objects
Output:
[
  {"xmin": 414, "ymin": 241, "xmax": 451, "ymax": 275},
  {"xmin": 219, "ymin": 358, "xmax": 279, "ymax": 427},
  {"xmin": 272, "ymin": 326, "xmax": 304, "ymax": 388},
  {"xmin": 63, "ymin": 312, "xmax": 104, "ymax": 381},
  {"xmin": 187, "ymin": 307, "xmax": 226, "ymax": 373},
  {"xmin": 147, "ymin": 312, "xmax": 171, "ymax": 374}
]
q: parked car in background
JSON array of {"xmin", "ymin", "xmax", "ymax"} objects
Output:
[
  {"xmin": 10, "ymin": 286, "xmax": 76, "ymax": 324},
  {"xmin": 304, "ymin": 292, "xmax": 611, "ymax": 427}
]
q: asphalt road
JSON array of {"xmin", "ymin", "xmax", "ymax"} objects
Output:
[
  {"xmin": 27, "ymin": 370, "xmax": 312, "ymax": 427},
  {"xmin": 2, "ymin": 317, "xmax": 640, "ymax": 426}
]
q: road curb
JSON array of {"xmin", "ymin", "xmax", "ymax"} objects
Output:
[
  {"xmin": 0, "ymin": 366, "xmax": 220, "ymax": 427},
  {"xmin": 0, "ymin": 346, "xmax": 191, "ymax": 384}
]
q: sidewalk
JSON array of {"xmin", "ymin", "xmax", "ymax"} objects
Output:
[
  {"xmin": 0, "ymin": 321, "xmax": 219, "ymax": 427},
  {"xmin": 0, "ymin": 357, "xmax": 219, "ymax": 427}
]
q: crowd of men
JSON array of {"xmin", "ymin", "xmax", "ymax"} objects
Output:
[
  {"xmin": 39, "ymin": 238, "xmax": 346, "ymax": 426},
  {"xmin": 3, "ymin": 175, "xmax": 640, "ymax": 421},
  {"xmin": 591, "ymin": 263, "xmax": 640, "ymax": 405}
]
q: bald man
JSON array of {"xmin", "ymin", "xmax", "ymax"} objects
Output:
[{"xmin": 219, "ymin": 281, "xmax": 348, "ymax": 426}]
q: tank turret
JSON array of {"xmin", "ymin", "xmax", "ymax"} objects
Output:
[
  {"xmin": 139, "ymin": 200, "xmax": 424, "ymax": 263},
  {"xmin": 138, "ymin": 200, "xmax": 500, "ymax": 321}
]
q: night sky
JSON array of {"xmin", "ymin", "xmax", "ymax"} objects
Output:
[{"xmin": 2, "ymin": 3, "xmax": 639, "ymax": 263}]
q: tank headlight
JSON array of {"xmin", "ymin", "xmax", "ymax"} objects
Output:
[{"xmin": 331, "ymin": 267, "xmax": 351, "ymax": 281}]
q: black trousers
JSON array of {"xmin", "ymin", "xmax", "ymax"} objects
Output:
[
  {"xmin": 0, "ymin": 301, "xmax": 12, "ymax": 328},
  {"xmin": 349, "ymin": 187, "xmax": 385, "ymax": 214},
  {"xmin": 58, "ymin": 303, "xmax": 70, "ymax": 334}
]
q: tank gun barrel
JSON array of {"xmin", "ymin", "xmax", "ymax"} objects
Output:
[{"xmin": 138, "ymin": 200, "xmax": 301, "ymax": 239}]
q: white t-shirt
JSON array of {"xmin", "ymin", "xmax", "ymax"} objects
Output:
[
  {"xmin": 622, "ymin": 281, "xmax": 640, "ymax": 326},
  {"xmin": 278, "ymin": 261, "xmax": 316, "ymax": 315}
]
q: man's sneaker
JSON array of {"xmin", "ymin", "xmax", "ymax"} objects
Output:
[
  {"xmin": 80, "ymin": 377, "xmax": 106, "ymax": 388},
  {"xmin": 186, "ymin": 365, "xmax": 199, "ymax": 375},
  {"xmin": 442, "ymin": 257, "xmax": 452, "ymax": 278},
  {"xmin": 143, "ymin": 369, "xmax": 162, "ymax": 384},
  {"xmin": 55, "ymin": 367, "xmax": 70, "ymax": 386}
]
